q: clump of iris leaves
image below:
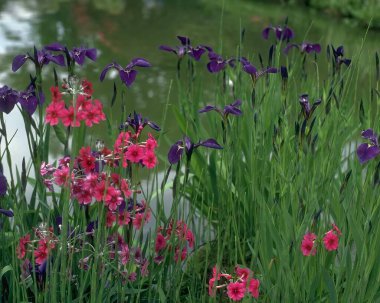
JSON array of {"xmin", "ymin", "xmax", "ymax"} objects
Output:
[{"xmin": 1, "ymin": 21, "xmax": 380, "ymax": 303}]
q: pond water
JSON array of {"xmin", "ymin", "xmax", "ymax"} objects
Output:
[{"xmin": 0, "ymin": 0, "xmax": 379, "ymax": 172}]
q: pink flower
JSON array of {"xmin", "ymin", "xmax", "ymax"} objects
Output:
[
  {"xmin": 119, "ymin": 243, "xmax": 130, "ymax": 265},
  {"xmin": 186, "ymin": 229, "xmax": 195, "ymax": 248},
  {"xmin": 61, "ymin": 106, "xmax": 80, "ymax": 127},
  {"xmin": 50, "ymin": 86, "xmax": 62, "ymax": 102},
  {"xmin": 53, "ymin": 166, "xmax": 70, "ymax": 186},
  {"xmin": 301, "ymin": 232, "xmax": 317, "ymax": 256},
  {"xmin": 208, "ymin": 277, "xmax": 216, "ymax": 297},
  {"xmin": 323, "ymin": 230, "xmax": 339, "ymax": 251},
  {"xmin": 104, "ymin": 186, "xmax": 123, "ymax": 211},
  {"xmin": 142, "ymin": 150, "xmax": 157, "ymax": 169},
  {"xmin": 145, "ymin": 134, "xmax": 158, "ymax": 150},
  {"xmin": 118, "ymin": 211, "xmax": 130, "ymax": 226},
  {"xmin": 155, "ymin": 233, "xmax": 167, "ymax": 252},
  {"xmin": 45, "ymin": 101, "xmax": 65, "ymax": 126},
  {"xmin": 34, "ymin": 239, "xmax": 49, "ymax": 265},
  {"xmin": 235, "ymin": 266, "xmax": 251, "ymax": 282},
  {"xmin": 16, "ymin": 234, "xmax": 30, "ymax": 259},
  {"xmin": 248, "ymin": 278, "xmax": 260, "ymax": 298},
  {"xmin": 106, "ymin": 211, "xmax": 116, "ymax": 227},
  {"xmin": 227, "ymin": 281, "xmax": 246, "ymax": 301},
  {"xmin": 125, "ymin": 144, "xmax": 144, "ymax": 163}
]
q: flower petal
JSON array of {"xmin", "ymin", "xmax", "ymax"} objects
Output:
[
  {"xmin": 168, "ymin": 141, "xmax": 184, "ymax": 164},
  {"xmin": 177, "ymin": 36, "xmax": 190, "ymax": 46},
  {"xmin": 199, "ymin": 138, "xmax": 223, "ymax": 149},
  {"xmin": 199, "ymin": 105, "xmax": 216, "ymax": 113},
  {"xmin": 12, "ymin": 54, "xmax": 29, "ymax": 72},
  {"xmin": 85, "ymin": 48, "xmax": 97, "ymax": 61},
  {"xmin": 0, "ymin": 209, "xmax": 13, "ymax": 217},
  {"xmin": 119, "ymin": 69, "xmax": 138, "ymax": 87},
  {"xmin": 357, "ymin": 144, "xmax": 380, "ymax": 164},
  {"xmin": 44, "ymin": 42, "xmax": 65, "ymax": 51},
  {"xmin": 99, "ymin": 63, "xmax": 117, "ymax": 81},
  {"xmin": 262, "ymin": 27, "xmax": 271, "ymax": 40}
]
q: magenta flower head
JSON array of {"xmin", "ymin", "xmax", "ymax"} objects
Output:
[
  {"xmin": 100, "ymin": 58, "xmax": 151, "ymax": 87},
  {"xmin": 168, "ymin": 136, "xmax": 222, "ymax": 164},
  {"xmin": 0, "ymin": 86, "xmax": 18, "ymax": 114},
  {"xmin": 284, "ymin": 42, "xmax": 321, "ymax": 55},
  {"xmin": 199, "ymin": 100, "xmax": 242, "ymax": 119},
  {"xmin": 357, "ymin": 129, "xmax": 380, "ymax": 164},
  {"xmin": 262, "ymin": 25, "xmax": 294, "ymax": 42},
  {"xmin": 207, "ymin": 50, "xmax": 235, "ymax": 73},
  {"xmin": 240, "ymin": 57, "xmax": 277, "ymax": 82},
  {"xmin": 159, "ymin": 36, "xmax": 208, "ymax": 61},
  {"xmin": 299, "ymin": 94, "xmax": 321, "ymax": 120}
]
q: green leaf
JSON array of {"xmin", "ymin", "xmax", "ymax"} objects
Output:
[
  {"xmin": 53, "ymin": 124, "xmax": 67, "ymax": 145},
  {"xmin": 0, "ymin": 265, "xmax": 13, "ymax": 279},
  {"xmin": 322, "ymin": 268, "xmax": 337, "ymax": 303}
]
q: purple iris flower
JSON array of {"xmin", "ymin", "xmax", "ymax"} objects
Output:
[
  {"xmin": 262, "ymin": 25, "xmax": 294, "ymax": 42},
  {"xmin": 119, "ymin": 111, "xmax": 160, "ymax": 133},
  {"xmin": 284, "ymin": 42, "xmax": 321, "ymax": 55},
  {"xmin": 44, "ymin": 43, "xmax": 97, "ymax": 66},
  {"xmin": 199, "ymin": 100, "xmax": 242, "ymax": 119},
  {"xmin": 299, "ymin": 94, "xmax": 321, "ymax": 119},
  {"xmin": 0, "ymin": 170, "xmax": 7, "ymax": 196},
  {"xmin": 240, "ymin": 57, "xmax": 278, "ymax": 81},
  {"xmin": 0, "ymin": 86, "xmax": 18, "ymax": 114},
  {"xmin": 357, "ymin": 129, "xmax": 380, "ymax": 164},
  {"xmin": 100, "ymin": 58, "xmax": 151, "ymax": 87},
  {"xmin": 159, "ymin": 36, "xmax": 207, "ymax": 61},
  {"xmin": 207, "ymin": 51, "xmax": 235, "ymax": 73},
  {"xmin": 168, "ymin": 136, "xmax": 222, "ymax": 164},
  {"xmin": 0, "ymin": 208, "xmax": 13, "ymax": 217},
  {"xmin": 12, "ymin": 47, "xmax": 65, "ymax": 72},
  {"xmin": 17, "ymin": 80, "xmax": 45, "ymax": 115},
  {"xmin": 332, "ymin": 45, "xmax": 351, "ymax": 68}
]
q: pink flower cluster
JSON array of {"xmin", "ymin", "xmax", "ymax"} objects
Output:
[
  {"xmin": 154, "ymin": 220, "xmax": 195, "ymax": 264},
  {"xmin": 301, "ymin": 224, "xmax": 342, "ymax": 256},
  {"xmin": 208, "ymin": 265, "xmax": 260, "ymax": 301},
  {"xmin": 45, "ymin": 81, "xmax": 106, "ymax": 127},
  {"xmin": 17, "ymin": 224, "xmax": 57, "ymax": 265}
]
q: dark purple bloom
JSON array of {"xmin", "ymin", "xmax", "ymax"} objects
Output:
[
  {"xmin": 332, "ymin": 45, "xmax": 351, "ymax": 68},
  {"xmin": 357, "ymin": 129, "xmax": 380, "ymax": 164},
  {"xmin": 299, "ymin": 94, "xmax": 321, "ymax": 119},
  {"xmin": 12, "ymin": 47, "xmax": 65, "ymax": 72},
  {"xmin": 168, "ymin": 136, "xmax": 222, "ymax": 164},
  {"xmin": 262, "ymin": 25, "xmax": 294, "ymax": 41},
  {"xmin": 44, "ymin": 43, "xmax": 97, "ymax": 66},
  {"xmin": 159, "ymin": 36, "xmax": 207, "ymax": 61},
  {"xmin": 0, "ymin": 86, "xmax": 18, "ymax": 114},
  {"xmin": 100, "ymin": 58, "xmax": 151, "ymax": 87},
  {"xmin": 207, "ymin": 51, "xmax": 235, "ymax": 73},
  {"xmin": 240, "ymin": 57, "xmax": 277, "ymax": 81},
  {"xmin": 199, "ymin": 100, "xmax": 242, "ymax": 119},
  {"xmin": 284, "ymin": 42, "xmax": 321, "ymax": 55},
  {"xmin": 119, "ymin": 111, "xmax": 160, "ymax": 133},
  {"xmin": 0, "ymin": 208, "xmax": 13, "ymax": 217},
  {"xmin": 18, "ymin": 80, "xmax": 45, "ymax": 115},
  {"xmin": 0, "ymin": 171, "xmax": 7, "ymax": 196}
]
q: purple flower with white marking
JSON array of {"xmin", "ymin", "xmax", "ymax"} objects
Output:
[
  {"xmin": 357, "ymin": 129, "xmax": 380, "ymax": 164},
  {"xmin": 284, "ymin": 42, "xmax": 321, "ymax": 55},
  {"xmin": 332, "ymin": 45, "xmax": 351, "ymax": 69},
  {"xmin": 168, "ymin": 136, "xmax": 222, "ymax": 164},
  {"xmin": 299, "ymin": 94, "xmax": 321, "ymax": 119},
  {"xmin": 199, "ymin": 100, "xmax": 242, "ymax": 119},
  {"xmin": 100, "ymin": 58, "xmax": 151, "ymax": 87},
  {"xmin": 17, "ymin": 79, "xmax": 45, "ymax": 115},
  {"xmin": 12, "ymin": 47, "xmax": 65, "ymax": 72},
  {"xmin": 262, "ymin": 25, "xmax": 294, "ymax": 42},
  {"xmin": 240, "ymin": 57, "xmax": 278, "ymax": 82},
  {"xmin": 44, "ymin": 43, "xmax": 97, "ymax": 66},
  {"xmin": 119, "ymin": 111, "xmax": 160, "ymax": 133},
  {"xmin": 207, "ymin": 51, "xmax": 235, "ymax": 73},
  {"xmin": 0, "ymin": 86, "xmax": 18, "ymax": 114},
  {"xmin": 159, "ymin": 36, "xmax": 208, "ymax": 61}
]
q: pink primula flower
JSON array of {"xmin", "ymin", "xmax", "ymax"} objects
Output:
[
  {"xmin": 227, "ymin": 281, "xmax": 246, "ymax": 301},
  {"xmin": 301, "ymin": 232, "xmax": 317, "ymax": 256},
  {"xmin": 323, "ymin": 230, "xmax": 339, "ymax": 251},
  {"xmin": 248, "ymin": 278, "xmax": 260, "ymax": 298}
]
